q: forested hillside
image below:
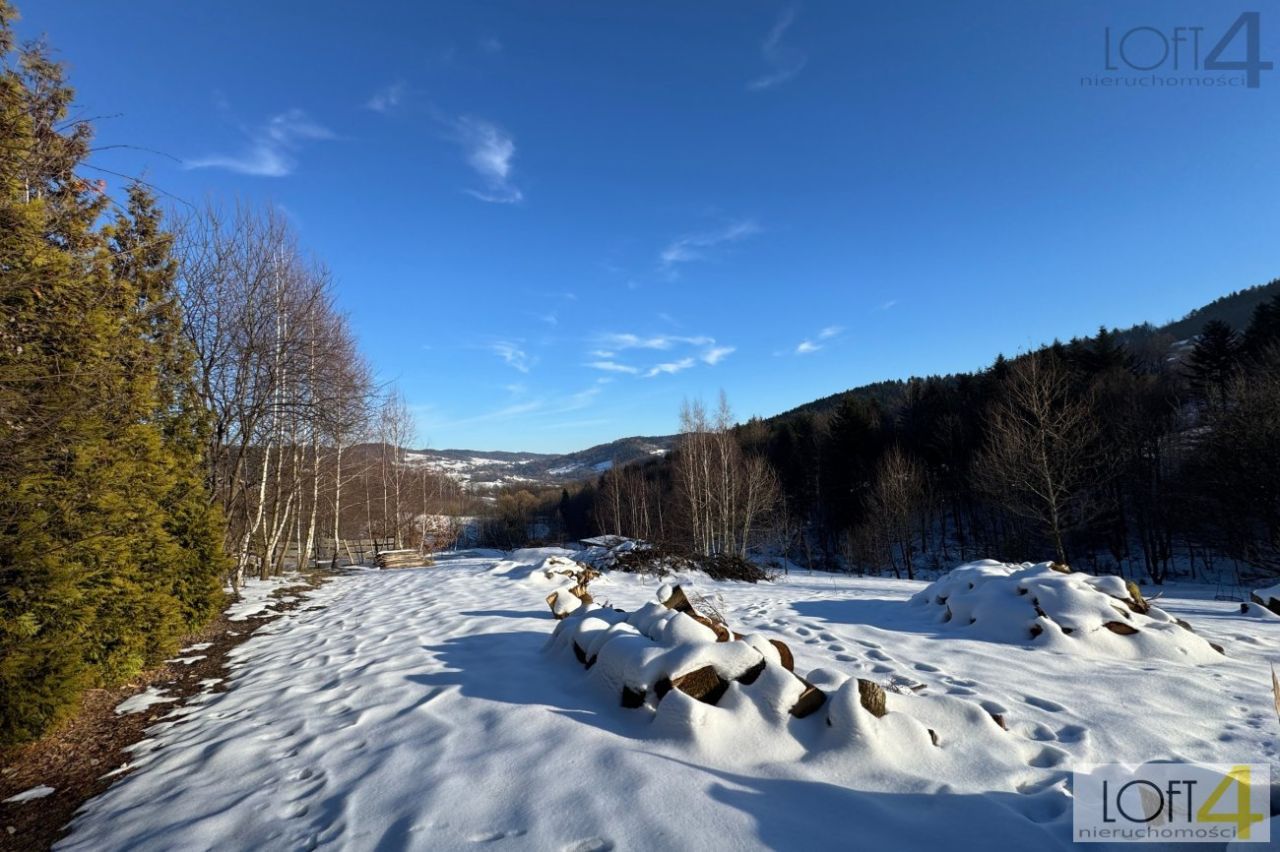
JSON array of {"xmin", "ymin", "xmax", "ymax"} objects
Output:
[{"xmin": 546, "ymin": 291, "xmax": 1280, "ymax": 586}]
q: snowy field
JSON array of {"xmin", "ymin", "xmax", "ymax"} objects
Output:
[{"xmin": 56, "ymin": 550, "xmax": 1279, "ymax": 851}]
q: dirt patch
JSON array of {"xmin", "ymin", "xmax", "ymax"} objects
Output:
[{"xmin": 0, "ymin": 575, "xmax": 330, "ymax": 852}]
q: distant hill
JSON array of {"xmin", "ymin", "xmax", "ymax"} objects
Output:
[
  {"xmin": 1156, "ymin": 277, "xmax": 1279, "ymax": 340},
  {"xmin": 767, "ymin": 276, "xmax": 1280, "ymax": 423},
  {"xmin": 400, "ymin": 435, "xmax": 676, "ymax": 489}
]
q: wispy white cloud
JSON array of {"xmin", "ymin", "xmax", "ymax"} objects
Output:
[
  {"xmin": 660, "ymin": 220, "xmax": 760, "ymax": 271},
  {"xmin": 748, "ymin": 5, "xmax": 808, "ymax": 91},
  {"xmin": 792, "ymin": 324, "xmax": 842, "ymax": 355},
  {"xmin": 489, "ymin": 341, "xmax": 533, "ymax": 373},
  {"xmin": 879, "ymin": 299, "xmax": 898, "ymax": 311},
  {"xmin": 645, "ymin": 357, "xmax": 697, "ymax": 378},
  {"xmin": 597, "ymin": 332, "xmax": 714, "ymax": 351},
  {"xmin": 702, "ymin": 345, "xmax": 736, "ymax": 365},
  {"xmin": 590, "ymin": 332, "xmax": 733, "ymax": 377},
  {"xmin": 365, "ymin": 81, "xmax": 406, "ymax": 113},
  {"xmin": 588, "ymin": 360, "xmax": 641, "ymax": 375},
  {"xmin": 186, "ymin": 108, "xmax": 334, "ymax": 177},
  {"xmin": 479, "ymin": 36, "xmax": 503, "ymax": 54},
  {"xmin": 450, "ymin": 116, "xmax": 523, "ymax": 204}
]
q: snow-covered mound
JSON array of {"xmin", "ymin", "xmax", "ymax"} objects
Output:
[
  {"xmin": 910, "ymin": 561, "xmax": 1225, "ymax": 663},
  {"xmin": 547, "ymin": 590, "xmax": 1025, "ymax": 783},
  {"xmin": 1251, "ymin": 581, "xmax": 1280, "ymax": 614}
]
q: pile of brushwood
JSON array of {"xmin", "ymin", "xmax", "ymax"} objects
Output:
[{"xmin": 608, "ymin": 543, "xmax": 772, "ymax": 583}]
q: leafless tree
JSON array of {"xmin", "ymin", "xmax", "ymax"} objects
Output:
[
  {"xmin": 976, "ymin": 354, "xmax": 1102, "ymax": 563},
  {"xmin": 865, "ymin": 444, "xmax": 926, "ymax": 579}
]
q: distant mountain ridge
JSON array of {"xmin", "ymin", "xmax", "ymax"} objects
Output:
[{"xmin": 403, "ymin": 435, "xmax": 676, "ymax": 489}]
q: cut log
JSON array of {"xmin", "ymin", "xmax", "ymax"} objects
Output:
[
  {"xmin": 769, "ymin": 639, "xmax": 795, "ymax": 672},
  {"xmin": 621, "ymin": 686, "xmax": 647, "ymax": 708},
  {"xmin": 857, "ymin": 679, "xmax": 887, "ymax": 718},
  {"xmin": 1048, "ymin": 562, "xmax": 1071, "ymax": 574},
  {"xmin": 1125, "ymin": 581, "xmax": 1150, "ymax": 614},
  {"xmin": 736, "ymin": 659, "xmax": 767, "ymax": 685},
  {"xmin": 546, "ymin": 589, "xmax": 585, "ymax": 620},
  {"xmin": 1103, "ymin": 621, "xmax": 1139, "ymax": 635},
  {"xmin": 661, "ymin": 585, "xmax": 694, "ymax": 614},
  {"xmin": 670, "ymin": 665, "xmax": 730, "ymax": 705},
  {"xmin": 690, "ymin": 612, "xmax": 732, "ymax": 642},
  {"xmin": 661, "ymin": 584, "xmax": 731, "ymax": 641},
  {"xmin": 790, "ymin": 680, "xmax": 827, "ymax": 718}
]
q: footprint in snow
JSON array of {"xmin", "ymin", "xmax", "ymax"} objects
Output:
[
  {"xmin": 818, "ymin": 632, "xmax": 837, "ymax": 642},
  {"xmin": 1016, "ymin": 771, "xmax": 1068, "ymax": 796},
  {"xmin": 469, "ymin": 829, "xmax": 528, "ymax": 843},
  {"xmin": 1055, "ymin": 724, "xmax": 1088, "ymax": 743},
  {"xmin": 1021, "ymin": 722, "xmax": 1057, "ymax": 742},
  {"xmin": 795, "ymin": 627, "xmax": 812, "ymax": 637},
  {"xmin": 866, "ymin": 650, "xmax": 892, "ymax": 662},
  {"xmin": 1027, "ymin": 745, "xmax": 1070, "ymax": 768},
  {"xmin": 563, "ymin": 839, "xmax": 614, "ymax": 852},
  {"xmin": 1017, "ymin": 788, "xmax": 1072, "ymax": 824},
  {"xmin": 913, "ymin": 662, "xmax": 941, "ymax": 673},
  {"xmin": 1023, "ymin": 695, "xmax": 1066, "ymax": 713}
]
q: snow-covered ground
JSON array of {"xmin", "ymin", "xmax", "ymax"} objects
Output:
[{"xmin": 55, "ymin": 551, "xmax": 1279, "ymax": 851}]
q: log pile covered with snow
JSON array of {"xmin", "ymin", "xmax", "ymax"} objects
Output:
[
  {"xmin": 910, "ymin": 560, "xmax": 1225, "ymax": 661},
  {"xmin": 546, "ymin": 583, "xmax": 1017, "ymax": 760}
]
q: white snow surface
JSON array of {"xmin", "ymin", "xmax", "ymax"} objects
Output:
[
  {"xmin": 113, "ymin": 686, "xmax": 177, "ymax": 716},
  {"xmin": 224, "ymin": 575, "xmax": 306, "ymax": 622},
  {"xmin": 4, "ymin": 784, "xmax": 55, "ymax": 803},
  {"xmin": 58, "ymin": 551, "xmax": 1279, "ymax": 851}
]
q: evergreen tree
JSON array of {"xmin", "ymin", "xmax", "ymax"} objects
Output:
[
  {"xmin": 1185, "ymin": 320, "xmax": 1241, "ymax": 411},
  {"xmin": 1242, "ymin": 293, "xmax": 1280, "ymax": 360},
  {"xmin": 0, "ymin": 3, "xmax": 224, "ymax": 744}
]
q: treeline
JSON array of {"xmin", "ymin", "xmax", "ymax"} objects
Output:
[
  {"xmin": 175, "ymin": 203, "xmax": 467, "ymax": 584},
  {"xmin": 0, "ymin": 3, "xmax": 456, "ymax": 744},
  {"xmin": 547, "ymin": 291, "xmax": 1280, "ymax": 585}
]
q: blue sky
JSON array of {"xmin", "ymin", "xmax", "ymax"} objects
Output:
[{"xmin": 19, "ymin": 1, "xmax": 1280, "ymax": 452}]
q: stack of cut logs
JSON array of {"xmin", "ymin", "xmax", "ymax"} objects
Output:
[
  {"xmin": 375, "ymin": 549, "xmax": 430, "ymax": 570},
  {"xmin": 550, "ymin": 581, "xmax": 888, "ymax": 723}
]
